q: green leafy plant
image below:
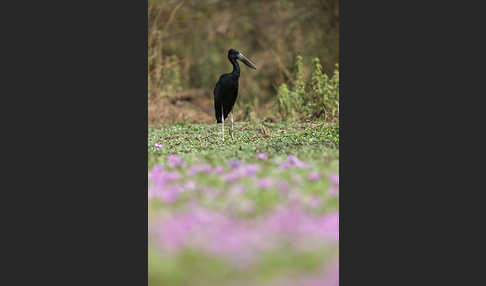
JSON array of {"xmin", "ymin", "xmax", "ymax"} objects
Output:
[{"xmin": 277, "ymin": 55, "xmax": 339, "ymax": 121}]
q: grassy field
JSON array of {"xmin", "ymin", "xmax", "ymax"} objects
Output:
[
  {"xmin": 148, "ymin": 121, "xmax": 339, "ymax": 286},
  {"xmin": 149, "ymin": 121, "xmax": 338, "ymax": 168}
]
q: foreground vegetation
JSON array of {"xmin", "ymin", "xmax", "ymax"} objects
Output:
[
  {"xmin": 148, "ymin": 122, "xmax": 339, "ymax": 286},
  {"xmin": 149, "ymin": 121, "xmax": 338, "ymax": 168}
]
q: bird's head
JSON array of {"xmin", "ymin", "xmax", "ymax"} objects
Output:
[{"xmin": 228, "ymin": 49, "xmax": 257, "ymax": 70}]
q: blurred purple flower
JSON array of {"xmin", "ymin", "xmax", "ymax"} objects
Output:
[
  {"xmin": 167, "ymin": 154, "xmax": 183, "ymax": 168},
  {"xmin": 309, "ymin": 195, "xmax": 322, "ymax": 208},
  {"xmin": 188, "ymin": 164, "xmax": 212, "ymax": 176},
  {"xmin": 154, "ymin": 143, "xmax": 164, "ymax": 149},
  {"xmin": 328, "ymin": 173, "xmax": 339, "ymax": 185},
  {"xmin": 257, "ymin": 178, "xmax": 277, "ymax": 189},
  {"xmin": 328, "ymin": 173, "xmax": 339, "ymax": 197},
  {"xmin": 329, "ymin": 186, "xmax": 339, "ymax": 197},
  {"xmin": 244, "ymin": 164, "xmax": 260, "ymax": 175},
  {"xmin": 228, "ymin": 160, "xmax": 244, "ymax": 168},
  {"xmin": 280, "ymin": 155, "xmax": 312, "ymax": 169},
  {"xmin": 321, "ymin": 261, "xmax": 339, "ymax": 286},
  {"xmin": 279, "ymin": 161, "xmax": 291, "ymax": 169},
  {"xmin": 148, "ymin": 165, "xmax": 181, "ymax": 187},
  {"xmin": 224, "ymin": 170, "xmax": 243, "ymax": 182},
  {"xmin": 308, "ymin": 171, "xmax": 321, "ymax": 181},
  {"xmin": 256, "ymin": 153, "xmax": 268, "ymax": 160},
  {"xmin": 150, "ymin": 205, "xmax": 339, "ymax": 268},
  {"xmin": 211, "ymin": 166, "xmax": 224, "ymax": 174},
  {"xmin": 278, "ymin": 181, "xmax": 290, "ymax": 193},
  {"xmin": 159, "ymin": 185, "xmax": 183, "ymax": 204},
  {"xmin": 318, "ymin": 212, "xmax": 339, "ymax": 241},
  {"xmin": 148, "ymin": 165, "xmax": 183, "ymax": 201},
  {"xmin": 148, "ymin": 165, "xmax": 164, "ymax": 183},
  {"xmin": 224, "ymin": 163, "xmax": 261, "ymax": 182}
]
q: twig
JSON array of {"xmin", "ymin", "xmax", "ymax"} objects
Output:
[{"xmin": 162, "ymin": 1, "xmax": 185, "ymax": 35}]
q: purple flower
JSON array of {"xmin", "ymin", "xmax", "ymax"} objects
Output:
[
  {"xmin": 309, "ymin": 195, "xmax": 322, "ymax": 208},
  {"xmin": 154, "ymin": 143, "xmax": 164, "ymax": 149},
  {"xmin": 320, "ymin": 261, "xmax": 339, "ymax": 286},
  {"xmin": 329, "ymin": 186, "xmax": 339, "ymax": 197},
  {"xmin": 328, "ymin": 173, "xmax": 339, "ymax": 185},
  {"xmin": 257, "ymin": 178, "xmax": 277, "ymax": 189},
  {"xmin": 319, "ymin": 212, "xmax": 339, "ymax": 241},
  {"xmin": 289, "ymin": 155, "xmax": 313, "ymax": 168},
  {"xmin": 224, "ymin": 170, "xmax": 243, "ymax": 182},
  {"xmin": 279, "ymin": 155, "xmax": 312, "ymax": 169},
  {"xmin": 228, "ymin": 160, "xmax": 244, "ymax": 168},
  {"xmin": 148, "ymin": 165, "xmax": 181, "ymax": 186},
  {"xmin": 188, "ymin": 164, "xmax": 212, "ymax": 176},
  {"xmin": 256, "ymin": 153, "xmax": 268, "ymax": 160},
  {"xmin": 159, "ymin": 185, "xmax": 183, "ymax": 204},
  {"xmin": 244, "ymin": 164, "xmax": 260, "ymax": 175},
  {"xmin": 328, "ymin": 173, "xmax": 339, "ymax": 197},
  {"xmin": 149, "ymin": 205, "xmax": 339, "ymax": 268},
  {"xmin": 147, "ymin": 165, "xmax": 183, "ymax": 201},
  {"xmin": 224, "ymin": 164, "xmax": 261, "ymax": 182},
  {"xmin": 308, "ymin": 171, "xmax": 321, "ymax": 181},
  {"xmin": 167, "ymin": 154, "xmax": 183, "ymax": 168}
]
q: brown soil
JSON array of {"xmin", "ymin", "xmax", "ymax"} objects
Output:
[
  {"xmin": 148, "ymin": 89, "xmax": 215, "ymax": 125},
  {"xmin": 148, "ymin": 88, "xmax": 278, "ymax": 126}
]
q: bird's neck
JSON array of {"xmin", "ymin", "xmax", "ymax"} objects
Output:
[{"xmin": 230, "ymin": 58, "xmax": 240, "ymax": 77}]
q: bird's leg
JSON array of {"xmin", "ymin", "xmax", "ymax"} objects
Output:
[
  {"xmin": 230, "ymin": 111, "xmax": 234, "ymax": 139},
  {"xmin": 221, "ymin": 107, "xmax": 225, "ymax": 141}
]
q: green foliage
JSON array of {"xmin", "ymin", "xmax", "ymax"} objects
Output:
[
  {"xmin": 311, "ymin": 60, "xmax": 339, "ymax": 120},
  {"xmin": 295, "ymin": 55, "xmax": 306, "ymax": 98},
  {"xmin": 277, "ymin": 83, "xmax": 293, "ymax": 120},
  {"xmin": 277, "ymin": 55, "xmax": 339, "ymax": 121}
]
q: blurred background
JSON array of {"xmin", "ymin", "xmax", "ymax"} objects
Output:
[{"xmin": 148, "ymin": 0, "xmax": 339, "ymax": 124}]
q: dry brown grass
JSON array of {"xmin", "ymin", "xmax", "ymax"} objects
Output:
[
  {"xmin": 148, "ymin": 88, "xmax": 278, "ymax": 126},
  {"xmin": 148, "ymin": 89, "xmax": 214, "ymax": 124}
]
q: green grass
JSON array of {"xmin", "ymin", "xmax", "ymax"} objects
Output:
[{"xmin": 148, "ymin": 121, "xmax": 339, "ymax": 171}]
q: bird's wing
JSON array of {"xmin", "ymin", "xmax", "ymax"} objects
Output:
[
  {"xmin": 223, "ymin": 84, "xmax": 238, "ymax": 119},
  {"xmin": 214, "ymin": 81, "xmax": 222, "ymax": 123}
]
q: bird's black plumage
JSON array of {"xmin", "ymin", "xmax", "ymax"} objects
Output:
[{"xmin": 214, "ymin": 49, "xmax": 256, "ymax": 123}]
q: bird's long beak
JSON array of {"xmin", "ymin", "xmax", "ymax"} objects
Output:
[{"xmin": 238, "ymin": 52, "xmax": 257, "ymax": 69}]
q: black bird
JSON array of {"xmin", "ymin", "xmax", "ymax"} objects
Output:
[{"xmin": 214, "ymin": 49, "xmax": 256, "ymax": 140}]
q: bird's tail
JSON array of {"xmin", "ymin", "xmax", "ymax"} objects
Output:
[{"xmin": 216, "ymin": 119, "xmax": 222, "ymax": 123}]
